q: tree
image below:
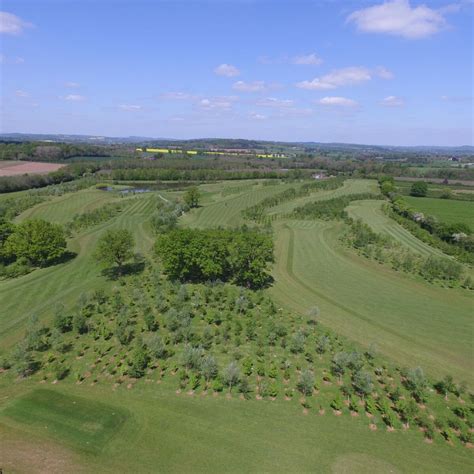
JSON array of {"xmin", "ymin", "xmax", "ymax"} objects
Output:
[
  {"xmin": 410, "ymin": 181, "xmax": 428, "ymax": 197},
  {"xmin": 352, "ymin": 370, "xmax": 373, "ymax": 398},
  {"xmin": 201, "ymin": 354, "xmax": 218, "ymax": 383},
  {"xmin": 5, "ymin": 219, "xmax": 67, "ymax": 266},
  {"xmin": 297, "ymin": 369, "xmax": 315, "ymax": 396},
  {"xmin": 223, "ymin": 361, "xmax": 240, "ymax": 392},
  {"xmin": 405, "ymin": 367, "xmax": 428, "ymax": 402},
  {"xmin": 95, "ymin": 229, "xmax": 134, "ymax": 274},
  {"xmin": 183, "ymin": 187, "xmax": 200, "ymax": 208}
]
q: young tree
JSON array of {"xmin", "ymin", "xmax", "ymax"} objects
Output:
[
  {"xmin": 183, "ymin": 187, "xmax": 200, "ymax": 208},
  {"xmin": 410, "ymin": 181, "xmax": 428, "ymax": 197},
  {"xmin": 201, "ymin": 354, "xmax": 218, "ymax": 383},
  {"xmin": 352, "ymin": 370, "xmax": 373, "ymax": 398},
  {"xmin": 223, "ymin": 361, "xmax": 240, "ymax": 392},
  {"xmin": 95, "ymin": 229, "xmax": 134, "ymax": 274},
  {"xmin": 297, "ymin": 369, "xmax": 315, "ymax": 396}
]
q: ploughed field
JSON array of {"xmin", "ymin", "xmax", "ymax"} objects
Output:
[
  {"xmin": 0, "ymin": 178, "xmax": 472, "ymax": 472},
  {"xmin": 0, "ymin": 160, "xmax": 65, "ymax": 176}
]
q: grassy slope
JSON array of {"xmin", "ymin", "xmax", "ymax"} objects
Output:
[
  {"xmin": 404, "ymin": 196, "xmax": 474, "ymax": 228},
  {"xmin": 17, "ymin": 189, "xmax": 121, "ymax": 224},
  {"xmin": 0, "ymin": 382, "xmax": 472, "ymax": 473},
  {"xmin": 0, "ymin": 193, "xmax": 156, "ymax": 351},
  {"xmin": 346, "ymin": 200, "xmax": 445, "ymax": 256},
  {"xmin": 270, "ymin": 219, "xmax": 473, "ymax": 382}
]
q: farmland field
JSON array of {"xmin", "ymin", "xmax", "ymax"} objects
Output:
[
  {"xmin": 0, "ymin": 160, "xmax": 65, "ymax": 176},
  {"xmin": 0, "ymin": 179, "xmax": 473, "ymax": 473},
  {"xmin": 404, "ymin": 196, "xmax": 474, "ymax": 228}
]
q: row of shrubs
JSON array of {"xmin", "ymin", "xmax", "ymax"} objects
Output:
[
  {"xmin": 343, "ymin": 219, "xmax": 470, "ymax": 287},
  {"xmin": 242, "ymin": 178, "xmax": 344, "ymax": 221}
]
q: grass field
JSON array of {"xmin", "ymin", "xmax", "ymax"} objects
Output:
[
  {"xmin": 1, "ymin": 180, "xmax": 473, "ymax": 472},
  {"xmin": 404, "ymin": 196, "xmax": 474, "ymax": 228},
  {"xmin": 17, "ymin": 189, "xmax": 122, "ymax": 224},
  {"xmin": 0, "ymin": 382, "xmax": 472, "ymax": 473},
  {"xmin": 0, "ymin": 192, "xmax": 156, "ymax": 350},
  {"xmin": 346, "ymin": 200, "xmax": 445, "ymax": 256}
]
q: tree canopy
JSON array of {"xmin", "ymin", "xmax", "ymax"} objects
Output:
[
  {"xmin": 95, "ymin": 229, "xmax": 135, "ymax": 272},
  {"xmin": 155, "ymin": 227, "xmax": 274, "ymax": 288}
]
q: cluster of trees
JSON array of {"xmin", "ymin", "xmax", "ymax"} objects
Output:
[
  {"xmin": 3, "ymin": 264, "xmax": 472, "ymax": 445},
  {"xmin": 0, "ymin": 219, "xmax": 68, "ymax": 277},
  {"xmin": 242, "ymin": 178, "xmax": 344, "ymax": 221},
  {"xmin": 0, "ymin": 141, "xmax": 132, "ymax": 162},
  {"xmin": 292, "ymin": 193, "xmax": 383, "ymax": 220},
  {"xmin": 344, "ymin": 219, "xmax": 467, "ymax": 286},
  {"xmin": 155, "ymin": 227, "xmax": 274, "ymax": 288},
  {"xmin": 151, "ymin": 199, "xmax": 187, "ymax": 234}
]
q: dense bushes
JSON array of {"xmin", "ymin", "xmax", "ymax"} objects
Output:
[
  {"xmin": 155, "ymin": 228, "xmax": 274, "ymax": 288},
  {"xmin": 0, "ymin": 219, "xmax": 68, "ymax": 276},
  {"xmin": 292, "ymin": 193, "xmax": 383, "ymax": 220}
]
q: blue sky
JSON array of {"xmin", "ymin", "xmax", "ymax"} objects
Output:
[{"xmin": 1, "ymin": 0, "xmax": 472, "ymax": 145}]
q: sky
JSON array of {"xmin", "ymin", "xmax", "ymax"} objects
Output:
[{"xmin": 0, "ymin": 0, "xmax": 473, "ymax": 146}]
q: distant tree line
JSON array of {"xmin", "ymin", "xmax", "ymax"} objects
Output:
[{"xmin": 291, "ymin": 193, "xmax": 383, "ymax": 220}]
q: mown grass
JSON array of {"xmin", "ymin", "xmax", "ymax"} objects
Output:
[
  {"xmin": 404, "ymin": 196, "xmax": 474, "ymax": 228},
  {"xmin": 17, "ymin": 189, "xmax": 122, "ymax": 224},
  {"xmin": 0, "ymin": 193, "xmax": 157, "ymax": 351},
  {"xmin": 2, "ymin": 389, "xmax": 130, "ymax": 454},
  {"xmin": 270, "ymin": 219, "xmax": 473, "ymax": 382},
  {"xmin": 0, "ymin": 381, "xmax": 472, "ymax": 473},
  {"xmin": 346, "ymin": 200, "xmax": 445, "ymax": 257}
]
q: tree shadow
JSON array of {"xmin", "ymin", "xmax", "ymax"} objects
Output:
[{"xmin": 101, "ymin": 260, "xmax": 146, "ymax": 280}]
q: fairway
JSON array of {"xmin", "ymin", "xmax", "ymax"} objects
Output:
[
  {"xmin": 270, "ymin": 219, "xmax": 473, "ymax": 382},
  {"xmin": 404, "ymin": 196, "xmax": 474, "ymax": 228}
]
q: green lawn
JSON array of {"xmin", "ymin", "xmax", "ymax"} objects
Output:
[
  {"xmin": 2, "ymin": 389, "xmax": 130, "ymax": 454},
  {"xmin": 404, "ymin": 196, "xmax": 474, "ymax": 228},
  {"xmin": 0, "ymin": 382, "xmax": 472, "ymax": 473}
]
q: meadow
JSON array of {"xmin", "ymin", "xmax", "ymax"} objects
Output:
[
  {"xmin": 0, "ymin": 178, "xmax": 472, "ymax": 472},
  {"xmin": 404, "ymin": 196, "xmax": 474, "ymax": 228}
]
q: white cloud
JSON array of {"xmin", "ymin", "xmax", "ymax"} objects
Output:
[
  {"xmin": 15, "ymin": 89, "xmax": 29, "ymax": 97},
  {"xmin": 347, "ymin": 0, "xmax": 448, "ymax": 39},
  {"xmin": 233, "ymin": 80, "xmax": 267, "ymax": 92},
  {"xmin": 119, "ymin": 104, "xmax": 142, "ymax": 111},
  {"xmin": 214, "ymin": 63, "xmax": 240, "ymax": 77},
  {"xmin": 62, "ymin": 94, "xmax": 86, "ymax": 101},
  {"xmin": 199, "ymin": 97, "xmax": 236, "ymax": 110},
  {"xmin": 318, "ymin": 96, "xmax": 358, "ymax": 107},
  {"xmin": 161, "ymin": 91, "xmax": 195, "ymax": 100},
  {"xmin": 249, "ymin": 112, "xmax": 267, "ymax": 120},
  {"xmin": 0, "ymin": 11, "xmax": 33, "ymax": 35},
  {"xmin": 65, "ymin": 81, "xmax": 80, "ymax": 88},
  {"xmin": 375, "ymin": 66, "xmax": 394, "ymax": 79},
  {"xmin": 291, "ymin": 53, "xmax": 323, "ymax": 65},
  {"xmin": 296, "ymin": 67, "xmax": 372, "ymax": 90},
  {"xmin": 380, "ymin": 95, "xmax": 404, "ymax": 107},
  {"xmin": 256, "ymin": 97, "xmax": 294, "ymax": 108}
]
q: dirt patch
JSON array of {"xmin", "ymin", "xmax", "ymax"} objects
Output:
[
  {"xmin": 0, "ymin": 161, "xmax": 65, "ymax": 176},
  {"xmin": 0, "ymin": 425, "xmax": 86, "ymax": 473}
]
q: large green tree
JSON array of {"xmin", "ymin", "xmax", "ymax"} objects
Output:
[
  {"xmin": 183, "ymin": 186, "xmax": 200, "ymax": 208},
  {"xmin": 95, "ymin": 229, "xmax": 135, "ymax": 273},
  {"xmin": 4, "ymin": 219, "xmax": 67, "ymax": 266}
]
